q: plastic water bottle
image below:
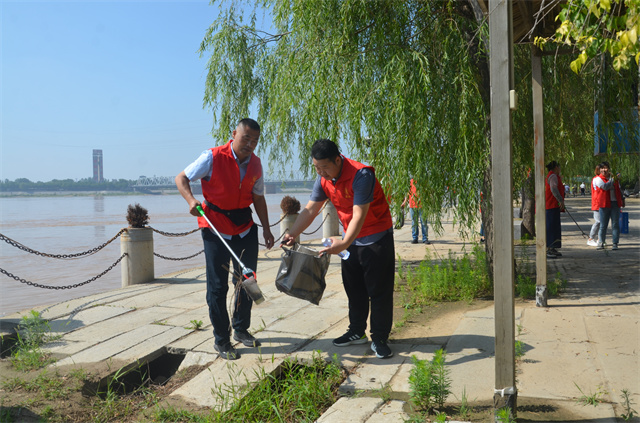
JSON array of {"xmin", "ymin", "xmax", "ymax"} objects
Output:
[{"xmin": 322, "ymin": 238, "xmax": 350, "ymax": 260}]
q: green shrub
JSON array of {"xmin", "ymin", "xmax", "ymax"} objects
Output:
[{"xmin": 409, "ymin": 349, "xmax": 451, "ymax": 413}]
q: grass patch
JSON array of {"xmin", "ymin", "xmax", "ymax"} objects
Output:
[
  {"xmin": 398, "ymin": 245, "xmax": 492, "ymax": 306},
  {"xmin": 10, "ymin": 310, "xmax": 58, "ymax": 371},
  {"xmin": 153, "ymin": 352, "xmax": 345, "ymax": 423}
]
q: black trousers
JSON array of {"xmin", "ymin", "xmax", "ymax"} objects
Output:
[
  {"xmin": 202, "ymin": 224, "xmax": 258, "ymax": 346},
  {"xmin": 546, "ymin": 208, "xmax": 562, "ymax": 249},
  {"xmin": 340, "ymin": 231, "xmax": 395, "ymax": 342}
]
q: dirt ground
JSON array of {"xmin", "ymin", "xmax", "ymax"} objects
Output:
[{"xmin": 0, "ymin": 295, "xmax": 600, "ymax": 423}]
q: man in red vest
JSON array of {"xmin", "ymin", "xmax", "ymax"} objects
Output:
[
  {"xmin": 593, "ymin": 161, "xmax": 624, "ymax": 250},
  {"xmin": 175, "ymin": 118, "xmax": 274, "ymax": 360},
  {"xmin": 401, "ymin": 178, "xmax": 430, "ymax": 244},
  {"xmin": 544, "ymin": 160, "xmax": 565, "ymax": 258},
  {"xmin": 283, "ymin": 139, "xmax": 395, "ymax": 359}
]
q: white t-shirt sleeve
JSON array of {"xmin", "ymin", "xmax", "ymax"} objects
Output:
[
  {"xmin": 252, "ymin": 173, "xmax": 265, "ymax": 196},
  {"xmin": 184, "ymin": 150, "xmax": 213, "ymax": 182}
]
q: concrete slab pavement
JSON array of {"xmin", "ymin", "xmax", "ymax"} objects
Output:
[{"xmin": 1, "ymin": 196, "xmax": 637, "ymax": 422}]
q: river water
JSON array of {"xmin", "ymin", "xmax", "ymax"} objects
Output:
[{"xmin": 0, "ymin": 192, "xmax": 323, "ymax": 317}]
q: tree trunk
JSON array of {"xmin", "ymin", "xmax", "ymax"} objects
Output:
[
  {"xmin": 521, "ymin": 171, "xmax": 535, "ymax": 239},
  {"xmin": 457, "ymin": 0, "xmax": 494, "ymax": 282}
]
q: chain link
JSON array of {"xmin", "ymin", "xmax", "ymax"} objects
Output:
[
  {"xmin": 0, "ymin": 253, "xmax": 127, "ymax": 290},
  {"xmin": 153, "ymin": 250, "xmax": 204, "ymax": 261},
  {"xmin": 254, "ymin": 212, "xmax": 288, "ymax": 228},
  {"xmin": 150, "ymin": 227, "xmax": 202, "ymax": 237},
  {"xmin": 302, "ymin": 213, "xmax": 329, "ymax": 235},
  {"xmin": 0, "ymin": 229, "xmax": 126, "ymax": 259}
]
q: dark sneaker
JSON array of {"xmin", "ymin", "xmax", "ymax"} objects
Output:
[
  {"xmin": 333, "ymin": 331, "xmax": 367, "ymax": 347},
  {"xmin": 214, "ymin": 342, "xmax": 240, "ymax": 360},
  {"xmin": 546, "ymin": 249, "xmax": 557, "ymax": 259},
  {"xmin": 371, "ymin": 339, "xmax": 393, "ymax": 359},
  {"xmin": 550, "ymin": 248, "xmax": 562, "ymax": 257},
  {"xmin": 597, "ymin": 242, "xmax": 604, "ymax": 250},
  {"xmin": 411, "ymin": 239, "xmax": 418, "ymax": 244},
  {"xmin": 234, "ymin": 330, "xmax": 261, "ymax": 347},
  {"xmin": 423, "ymin": 239, "xmax": 431, "ymax": 245},
  {"xmin": 612, "ymin": 244, "xmax": 619, "ymax": 250}
]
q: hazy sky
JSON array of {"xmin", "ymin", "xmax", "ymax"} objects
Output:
[{"xmin": 2, "ymin": 0, "xmax": 263, "ymax": 182}]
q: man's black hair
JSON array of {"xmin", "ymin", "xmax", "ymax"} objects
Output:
[
  {"xmin": 238, "ymin": 118, "xmax": 260, "ymax": 132},
  {"xmin": 599, "ymin": 161, "xmax": 610, "ymax": 168},
  {"xmin": 546, "ymin": 160, "xmax": 559, "ymax": 171},
  {"xmin": 311, "ymin": 139, "xmax": 340, "ymax": 161}
]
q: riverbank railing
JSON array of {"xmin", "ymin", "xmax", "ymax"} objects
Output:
[{"xmin": 0, "ymin": 203, "xmax": 339, "ymax": 290}]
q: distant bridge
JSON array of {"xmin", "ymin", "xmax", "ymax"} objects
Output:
[{"xmin": 132, "ymin": 175, "xmax": 315, "ymax": 194}]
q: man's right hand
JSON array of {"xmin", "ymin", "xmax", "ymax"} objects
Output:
[
  {"xmin": 281, "ymin": 233, "xmax": 296, "ymax": 246},
  {"xmin": 188, "ymin": 200, "xmax": 202, "ymax": 217}
]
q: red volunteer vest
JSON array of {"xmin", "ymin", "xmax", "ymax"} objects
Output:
[
  {"xmin": 320, "ymin": 156, "xmax": 392, "ymax": 238},
  {"xmin": 408, "ymin": 179, "xmax": 420, "ymax": 208},
  {"xmin": 198, "ymin": 141, "xmax": 261, "ymax": 235},
  {"xmin": 545, "ymin": 171, "xmax": 565, "ymax": 209},
  {"xmin": 594, "ymin": 175, "xmax": 623, "ymax": 209}
]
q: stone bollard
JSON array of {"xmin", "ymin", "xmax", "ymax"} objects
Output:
[
  {"xmin": 280, "ymin": 213, "xmax": 300, "ymax": 243},
  {"xmin": 323, "ymin": 201, "xmax": 340, "ymax": 238},
  {"xmin": 120, "ymin": 227, "xmax": 154, "ymax": 287}
]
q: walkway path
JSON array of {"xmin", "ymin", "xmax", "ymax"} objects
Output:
[{"xmin": 2, "ymin": 196, "xmax": 638, "ymax": 422}]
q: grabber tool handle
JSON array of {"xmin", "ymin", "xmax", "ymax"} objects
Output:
[{"xmin": 196, "ymin": 205, "xmax": 254, "ymax": 276}]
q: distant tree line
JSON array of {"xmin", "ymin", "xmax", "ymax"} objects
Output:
[{"xmin": 0, "ymin": 178, "xmax": 136, "ymax": 192}]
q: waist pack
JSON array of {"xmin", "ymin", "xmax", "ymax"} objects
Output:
[
  {"xmin": 205, "ymin": 200, "xmax": 253, "ymax": 227},
  {"xmin": 275, "ymin": 244, "xmax": 330, "ymax": 305}
]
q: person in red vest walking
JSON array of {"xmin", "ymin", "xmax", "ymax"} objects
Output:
[
  {"xmin": 401, "ymin": 178, "xmax": 430, "ymax": 244},
  {"xmin": 593, "ymin": 161, "xmax": 624, "ymax": 250},
  {"xmin": 175, "ymin": 118, "xmax": 274, "ymax": 360},
  {"xmin": 283, "ymin": 139, "xmax": 395, "ymax": 359},
  {"xmin": 545, "ymin": 161, "xmax": 565, "ymax": 258},
  {"xmin": 587, "ymin": 164, "xmax": 602, "ymax": 247}
]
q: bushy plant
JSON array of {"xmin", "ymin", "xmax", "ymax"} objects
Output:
[
  {"xmin": 280, "ymin": 195, "xmax": 301, "ymax": 215},
  {"xmin": 126, "ymin": 203, "xmax": 149, "ymax": 228},
  {"xmin": 409, "ymin": 349, "xmax": 451, "ymax": 413}
]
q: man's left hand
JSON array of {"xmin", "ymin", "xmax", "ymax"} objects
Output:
[{"xmin": 263, "ymin": 229, "xmax": 275, "ymax": 249}]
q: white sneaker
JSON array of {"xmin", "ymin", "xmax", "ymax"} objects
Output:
[
  {"xmin": 596, "ymin": 242, "xmax": 604, "ymax": 250},
  {"xmin": 587, "ymin": 239, "xmax": 598, "ymax": 247}
]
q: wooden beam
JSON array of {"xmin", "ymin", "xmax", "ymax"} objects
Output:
[
  {"xmin": 489, "ymin": 0, "xmax": 517, "ymax": 418},
  {"xmin": 532, "ymin": 45, "xmax": 548, "ymax": 307}
]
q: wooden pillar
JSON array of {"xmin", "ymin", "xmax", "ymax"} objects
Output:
[
  {"xmin": 489, "ymin": 0, "xmax": 517, "ymax": 418},
  {"xmin": 531, "ymin": 45, "xmax": 548, "ymax": 307}
]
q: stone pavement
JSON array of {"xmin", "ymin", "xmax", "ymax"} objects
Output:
[{"xmin": 2, "ymin": 196, "xmax": 638, "ymax": 422}]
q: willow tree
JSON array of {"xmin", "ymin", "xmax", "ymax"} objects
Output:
[
  {"xmin": 200, "ymin": 0, "xmax": 493, "ymax": 261},
  {"xmin": 535, "ymin": 0, "xmax": 640, "ymax": 185}
]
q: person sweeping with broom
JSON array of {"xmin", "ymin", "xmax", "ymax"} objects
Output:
[{"xmin": 175, "ymin": 118, "xmax": 274, "ymax": 360}]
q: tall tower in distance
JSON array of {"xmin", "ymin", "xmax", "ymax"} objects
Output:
[{"xmin": 93, "ymin": 149, "xmax": 104, "ymax": 182}]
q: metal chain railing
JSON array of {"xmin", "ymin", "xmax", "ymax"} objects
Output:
[
  {"xmin": 150, "ymin": 227, "xmax": 201, "ymax": 237},
  {"xmin": 302, "ymin": 213, "xmax": 329, "ymax": 235},
  {"xmin": 0, "ymin": 253, "xmax": 127, "ymax": 290},
  {"xmin": 254, "ymin": 212, "xmax": 288, "ymax": 228},
  {"xmin": 1, "ymin": 203, "xmax": 336, "ymax": 285},
  {"xmin": 153, "ymin": 250, "xmax": 204, "ymax": 261},
  {"xmin": 0, "ymin": 229, "xmax": 126, "ymax": 259}
]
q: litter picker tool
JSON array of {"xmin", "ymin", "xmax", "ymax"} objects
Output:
[
  {"xmin": 564, "ymin": 207, "xmax": 588, "ymax": 239},
  {"xmin": 196, "ymin": 205, "xmax": 264, "ymax": 304}
]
